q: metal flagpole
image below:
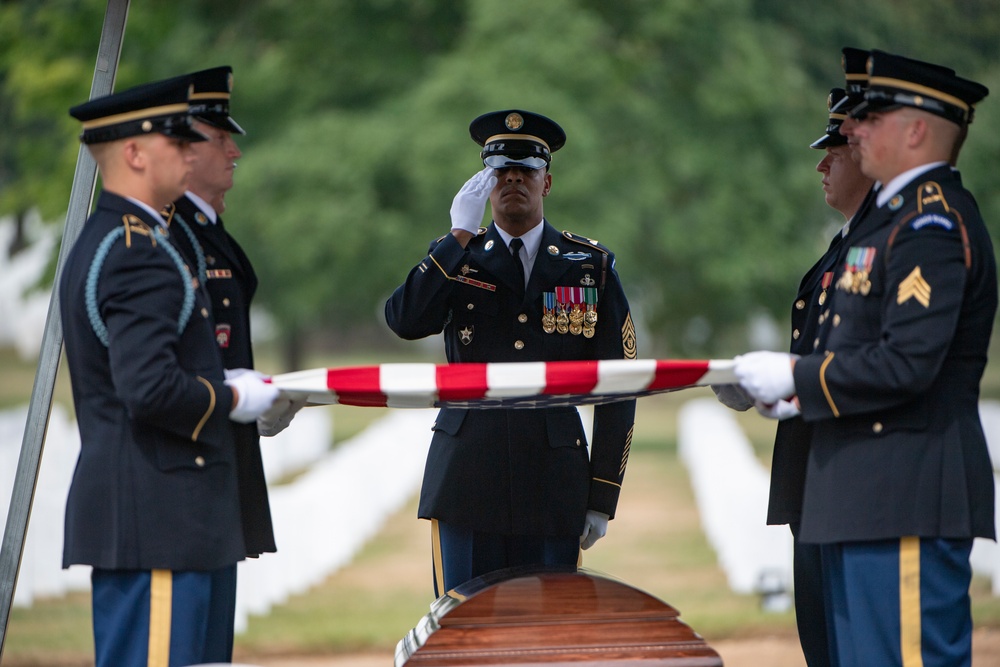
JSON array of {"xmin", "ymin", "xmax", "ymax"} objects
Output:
[{"xmin": 0, "ymin": 0, "xmax": 130, "ymax": 657}]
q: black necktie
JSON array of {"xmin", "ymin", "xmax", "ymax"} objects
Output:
[{"xmin": 509, "ymin": 237, "xmax": 525, "ymax": 299}]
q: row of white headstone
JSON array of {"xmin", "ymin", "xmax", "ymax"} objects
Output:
[{"xmin": 678, "ymin": 397, "xmax": 1000, "ymax": 598}]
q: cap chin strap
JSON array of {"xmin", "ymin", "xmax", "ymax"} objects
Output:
[{"xmin": 483, "ymin": 155, "xmax": 548, "ymax": 170}]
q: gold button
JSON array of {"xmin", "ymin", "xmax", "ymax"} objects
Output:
[
  {"xmin": 814, "ymin": 338, "xmax": 820, "ymax": 349},
  {"xmin": 467, "ymin": 303, "xmax": 475, "ymax": 310},
  {"xmin": 201, "ymin": 307, "xmax": 209, "ymax": 317},
  {"xmin": 222, "ymin": 298, "xmax": 231, "ymax": 307},
  {"xmin": 514, "ymin": 340, "xmax": 525, "ymax": 350},
  {"xmin": 833, "ymin": 314, "xmax": 841, "ymax": 327},
  {"xmin": 818, "ymin": 314, "xmax": 826, "ymax": 324},
  {"xmin": 872, "ymin": 422, "xmax": 883, "ymax": 434},
  {"xmin": 795, "ymin": 299, "xmax": 806, "ymax": 310},
  {"xmin": 792, "ymin": 329, "xmax": 800, "ymax": 340},
  {"xmin": 195, "ymin": 456, "xmax": 205, "ymax": 467},
  {"xmin": 518, "ymin": 313, "xmax": 528, "ymax": 323},
  {"xmin": 575, "ymin": 439, "xmax": 581, "ymax": 446}
]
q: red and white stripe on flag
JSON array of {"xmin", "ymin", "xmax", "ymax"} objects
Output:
[{"xmin": 268, "ymin": 358, "xmax": 737, "ymax": 409}]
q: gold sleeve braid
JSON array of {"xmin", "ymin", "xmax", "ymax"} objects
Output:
[{"xmin": 620, "ymin": 425, "xmax": 633, "ymax": 477}]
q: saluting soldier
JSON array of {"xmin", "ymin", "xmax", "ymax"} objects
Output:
[
  {"xmin": 734, "ymin": 51, "xmax": 994, "ymax": 667},
  {"xmin": 385, "ymin": 110, "xmax": 638, "ymax": 596},
  {"xmin": 61, "ymin": 76, "xmax": 279, "ymax": 667},
  {"xmin": 162, "ymin": 66, "xmax": 303, "ymax": 564}
]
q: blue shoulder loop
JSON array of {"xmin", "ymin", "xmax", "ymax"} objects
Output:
[
  {"xmin": 85, "ymin": 221, "xmax": 196, "ymax": 347},
  {"xmin": 171, "ymin": 212, "xmax": 208, "ymax": 283}
]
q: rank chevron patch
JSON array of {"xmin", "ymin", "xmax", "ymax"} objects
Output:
[{"xmin": 897, "ymin": 266, "xmax": 931, "ymax": 307}]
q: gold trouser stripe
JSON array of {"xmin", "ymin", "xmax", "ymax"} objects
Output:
[
  {"xmin": 147, "ymin": 570, "xmax": 172, "ymax": 667},
  {"xmin": 818, "ymin": 352, "xmax": 840, "ymax": 417},
  {"xmin": 430, "ymin": 520, "xmax": 445, "ymax": 597},
  {"xmin": 899, "ymin": 537, "xmax": 924, "ymax": 667},
  {"xmin": 193, "ymin": 376, "xmax": 216, "ymax": 441}
]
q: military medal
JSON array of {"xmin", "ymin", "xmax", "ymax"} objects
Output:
[
  {"xmin": 838, "ymin": 247, "xmax": 876, "ymax": 295},
  {"xmin": 569, "ymin": 304, "xmax": 584, "ymax": 335},
  {"xmin": 542, "ymin": 292, "xmax": 557, "ymax": 334},
  {"xmin": 583, "ymin": 287, "xmax": 598, "ymax": 338},
  {"xmin": 819, "ymin": 272, "xmax": 833, "ymax": 305}
]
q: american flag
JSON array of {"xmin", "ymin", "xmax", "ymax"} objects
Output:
[{"xmin": 268, "ymin": 359, "xmax": 736, "ymax": 409}]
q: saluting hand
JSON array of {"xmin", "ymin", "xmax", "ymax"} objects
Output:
[{"xmin": 450, "ymin": 167, "xmax": 497, "ymax": 234}]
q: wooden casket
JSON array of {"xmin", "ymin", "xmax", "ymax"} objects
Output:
[{"xmin": 395, "ymin": 566, "xmax": 722, "ymax": 666}]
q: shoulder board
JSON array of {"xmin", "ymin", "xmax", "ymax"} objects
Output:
[
  {"xmin": 122, "ymin": 214, "xmax": 158, "ymax": 248},
  {"xmin": 562, "ymin": 230, "xmax": 608, "ymax": 255}
]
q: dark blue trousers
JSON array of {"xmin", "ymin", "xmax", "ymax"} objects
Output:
[
  {"xmin": 791, "ymin": 523, "xmax": 831, "ymax": 667},
  {"xmin": 431, "ymin": 519, "xmax": 580, "ymax": 597},
  {"xmin": 91, "ymin": 565, "xmax": 237, "ymax": 667},
  {"xmin": 820, "ymin": 537, "xmax": 973, "ymax": 667}
]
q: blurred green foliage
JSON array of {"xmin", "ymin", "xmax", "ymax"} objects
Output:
[{"xmin": 1, "ymin": 0, "xmax": 998, "ymax": 358}]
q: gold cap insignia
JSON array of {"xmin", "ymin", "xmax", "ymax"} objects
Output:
[{"xmin": 505, "ymin": 112, "xmax": 524, "ymax": 131}]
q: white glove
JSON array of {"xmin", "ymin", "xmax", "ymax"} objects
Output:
[
  {"xmin": 225, "ymin": 368, "xmax": 280, "ymax": 424},
  {"xmin": 224, "ymin": 368, "xmax": 262, "ymax": 381},
  {"xmin": 257, "ymin": 395, "xmax": 308, "ymax": 437},
  {"xmin": 579, "ymin": 510, "xmax": 610, "ymax": 550},
  {"xmin": 449, "ymin": 167, "xmax": 497, "ymax": 233},
  {"xmin": 755, "ymin": 399, "xmax": 801, "ymax": 420},
  {"xmin": 711, "ymin": 384, "xmax": 754, "ymax": 411},
  {"xmin": 733, "ymin": 351, "xmax": 798, "ymax": 405}
]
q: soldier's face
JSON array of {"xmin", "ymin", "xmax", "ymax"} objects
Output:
[
  {"xmin": 138, "ymin": 133, "xmax": 196, "ymax": 209},
  {"xmin": 188, "ymin": 120, "xmax": 242, "ymax": 214},
  {"xmin": 817, "ymin": 144, "xmax": 871, "ymax": 217},
  {"xmin": 489, "ymin": 166, "xmax": 551, "ymax": 225},
  {"xmin": 850, "ymin": 109, "xmax": 911, "ymax": 183}
]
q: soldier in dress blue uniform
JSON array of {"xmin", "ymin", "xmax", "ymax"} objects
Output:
[
  {"xmin": 62, "ymin": 76, "xmax": 280, "ymax": 667},
  {"xmin": 734, "ymin": 51, "xmax": 994, "ymax": 667},
  {"xmin": 717, "ymin": 77, "xmax": 876, "ymax": 667},
  {"xmin": 385, "ymin": 110, "xmax": 638, "ymax": 596},
  {"xmin": 162, "ymin": 66, "xmax": 304, "ymax": 564}
]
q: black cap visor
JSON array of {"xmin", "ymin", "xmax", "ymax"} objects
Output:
[{"xmin": 481, "ymin": 138, "xmax": 550, "ymax": 170}]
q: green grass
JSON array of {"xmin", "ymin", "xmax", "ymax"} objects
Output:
[{"xmin": 4, "ymin": 352, "xmax": 1000, "ymax": 664}]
